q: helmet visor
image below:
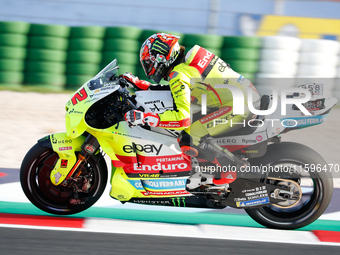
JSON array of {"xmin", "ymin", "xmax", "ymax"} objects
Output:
[
  {"xmin": 141, "ymin": 58, "xmax": 153, "ymax": 76},
  {"xmin": 141, "ymin": 59, "xmax": 167, "ymax": 84},
  {"xmin": 150, "ymin": 63, "xmax": 167, "ymax": 84}
]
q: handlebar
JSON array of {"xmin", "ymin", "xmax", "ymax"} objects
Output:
[{"xmin": 118, "ymin": 76, "xmax": 129, "ymax": 88}]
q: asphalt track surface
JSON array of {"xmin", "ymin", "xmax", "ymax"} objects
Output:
[
  {"xmin": 1, "ymin": 166, "xmax": 340, "ymax": 255},
  {"xmin": 1, "ymin": 166, "xmax": 340, "ymax": 215},
  {"xmin": 0, "ymin": 227, "xmax": 339, "ymax": 255}
]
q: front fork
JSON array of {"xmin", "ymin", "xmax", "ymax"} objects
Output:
[{"xmin": 61, "ymin": 134, "xmax": 100, "ymax": 187}]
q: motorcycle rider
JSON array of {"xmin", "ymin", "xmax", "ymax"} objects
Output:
[{"xmin": 123, "ymin": 33, "xmax": 261, "ymax": 184}]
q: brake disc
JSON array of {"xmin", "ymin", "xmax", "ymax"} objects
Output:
[{"xmin": 268, "ymin": 177, "xmax": 302, "ymax": 208}]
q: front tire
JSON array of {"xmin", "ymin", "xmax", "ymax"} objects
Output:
[
  {"xmin": 20, "ymin": 143, "xmax": 108, "ymax": 215},
  {"xmin": 246, "ymin": 142, "xmax": 333, "ymax": 229}
]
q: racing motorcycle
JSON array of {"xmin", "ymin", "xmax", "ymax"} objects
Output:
[{"xmin": 20, "ymin": 59, "xmax": 338, "ymax": 229}]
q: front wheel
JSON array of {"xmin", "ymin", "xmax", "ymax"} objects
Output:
[
  {"xmin": 20, "ymin": 143, "xmax": 108, "ymax": 215},
  {"xmin": 246, "ymin": 142, "xmax": 333, "ymax": 229}
]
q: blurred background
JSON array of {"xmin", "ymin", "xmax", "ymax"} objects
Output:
[
  {"xmin": 0, "ymin": 2, "xmax": 340, "ymax": 251},
  {"xmin": 0, "ymin": 0, "xmax": 339, "ymax": 97}
]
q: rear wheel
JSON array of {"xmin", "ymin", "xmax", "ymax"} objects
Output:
[
  {"xmin": 246, "ymin": 142, "xmax": 333, "ymax": 229},
  {"xmin": 20, "ymin": 143, "xmax": 107, "ymax": 215}
]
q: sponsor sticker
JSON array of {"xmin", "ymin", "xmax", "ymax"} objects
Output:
[
  {"xmin": 130, "ymin": 199, "xmax": 172, "ymax": 206},
  {"xmin": 127, "ymin": 180, "xmax": 145, "ymax": 190},
  {"xmin": 58, "ymin": 146, "xmax": 72, "ymax": 151},
  {"xmin": 54, "ymin": 172, "xmax": 62, "ymax": 183},
  {"xmin": 133, "ymin": 162, "xmax": 189, "ymax": 171},
  {"xmin": 158, "ymin": 119, "xmax": 190, "ymax": 129},
  {"xmin": 171, "ymin": 197, "xmax": 186, "ymax": 207},
  {"xmin": 189, "ymin": 47, "xmax": 216, "ymax": 79},
  {"xmin": 236, "ymin": 197, "xmax": 270, "ymax": 207},
  {"xmin": 123, "ymin": 143, "xmax": 163, "ymax": 155},
  {"xmin": 123, "ymin": 154, "xmax": 191, "ymax": 174},
  {"xmin": 84, "ymin": 144, "xmax": 96, "ymax": 154},
  {"xmin": 240, "ymin": 149, "xmax": 259, "ymax": 154},
  {"xmin": 237, "ymin": 75, "xmax": 245, "ymax": 84},
  {"xmin": 281, "ymin": 115, "xmax": 325, "ymax": 128},
  {"xmin": 142, "ymin": 178, "xmax": 187, "ymax": 190},
  {"xmin": 199, "ymin": 106, "xmax": 232, "ymax": 124},
  {"xmin": 142, "ymin": 190, "xmax": 191, "ymax": 196},
  {"xmin": 60, "ymin": 159, "xmax": 68, "ymax": 168}
]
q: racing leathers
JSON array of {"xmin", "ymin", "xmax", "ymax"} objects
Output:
[
  {"xmin": 126, "ymin": 45, "xmax": 261, "ymax": 183},
  {"xmin": 158, "ymin": 45, "xmax": 261, "ymax": 146}
]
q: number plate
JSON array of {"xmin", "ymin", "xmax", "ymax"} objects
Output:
[{"xmin": 298, "ymin": 83, "xmax": 323, "ymax": 96}]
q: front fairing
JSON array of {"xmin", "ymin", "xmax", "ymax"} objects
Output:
[{"xmin": 65, "ymin": 59, "xmax": 122, "ymax": 138}]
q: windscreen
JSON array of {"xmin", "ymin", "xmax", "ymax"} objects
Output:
[{"xmin": 87, "ymin": 59, "xmax": 120, "ymax": 90}]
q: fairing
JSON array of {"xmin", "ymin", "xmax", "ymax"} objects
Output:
[{"xmin": 65, "ymin": 60, "xmax": 122, "ymax": 139}]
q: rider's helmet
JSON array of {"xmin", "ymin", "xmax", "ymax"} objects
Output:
[{"xmin": 140, "ymin": 33, "xmax": 180, "ymax": 83}]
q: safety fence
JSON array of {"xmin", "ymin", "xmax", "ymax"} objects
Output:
[{"xmin": 0, "ymin": 21, "xmax": 339, "ymax": 99}]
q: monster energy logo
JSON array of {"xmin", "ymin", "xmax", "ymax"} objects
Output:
[
  {"xmin": 151, "ymin": 41, "xmax": 168, "ymax": 55},
  {"xmin": 171, "ymin": 197, "xmax": 186, "ymax": 207}
]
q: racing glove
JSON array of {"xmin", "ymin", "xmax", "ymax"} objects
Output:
[
  {"xmin": 124, "ymin": 110, "xmax": 160, "ymax": 127},
  {"xmin": 120, "ymin": 72, "xmax": 151, "ymax": 90}
]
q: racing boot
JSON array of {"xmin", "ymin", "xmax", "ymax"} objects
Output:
[{"xmin": 198, "ymin": 141, "xmax": 249, "ymax": 185}]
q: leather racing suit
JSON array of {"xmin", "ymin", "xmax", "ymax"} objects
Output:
[{"xmin": 157, "ymin": 45, "xmax": 261, "ymax": 147}]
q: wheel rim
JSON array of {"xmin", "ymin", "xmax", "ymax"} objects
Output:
[
  {"xmin": 257, "ymin": 161, "xmax": 324, "ymax": 225},
  {"xmin": 26, "ymin": 149, "xmax": 103, "ymax": 213}
]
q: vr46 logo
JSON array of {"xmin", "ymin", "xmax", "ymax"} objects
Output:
[{"xmin": 123, "ymin": 143, "xmax": 163, "ymax": 155}]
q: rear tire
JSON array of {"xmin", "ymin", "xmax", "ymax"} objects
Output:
[
  {"xmin": 246, "ymin": 142, "xmax": 333, "ymax": 229},
  {"xmin": 20, "ymin": 143, "xmax": 108, "ymax": 215}
]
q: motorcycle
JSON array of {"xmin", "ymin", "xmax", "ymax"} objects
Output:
[{"xmin": 20, "ymin": 59, "xmax": 338, "ymax": 229}]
